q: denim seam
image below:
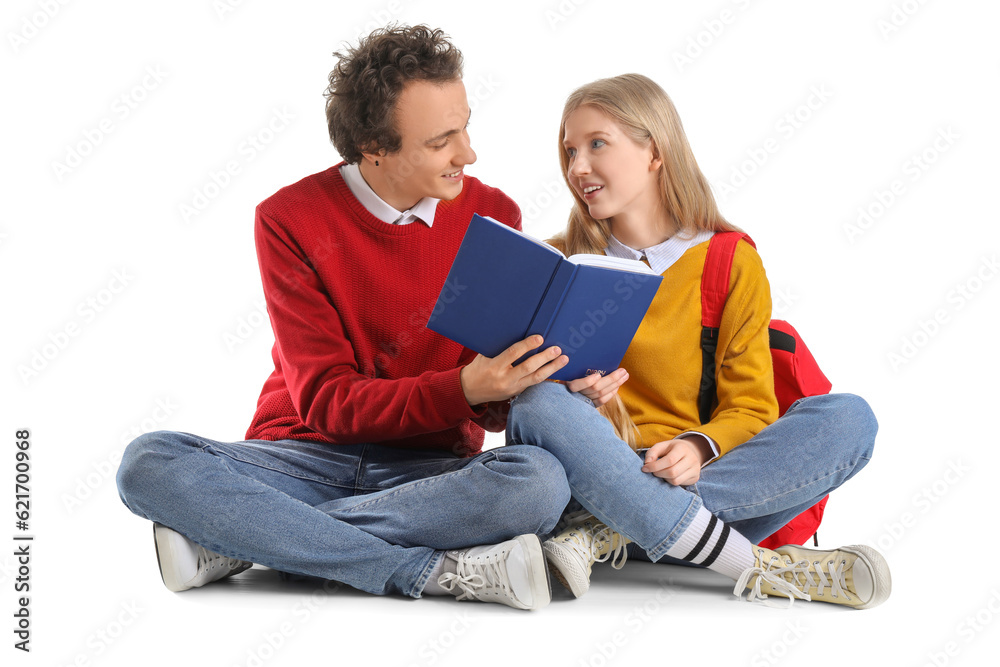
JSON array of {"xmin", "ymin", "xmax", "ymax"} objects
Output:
[
  {"xmin": 207, "ymin": 443, "xmax": 357, "ymax": 491},
  {"xmin": 410, "ymin": 550, "xmax": 444, "ymax": 598},
  {"xmin": 338, "ymin": 451, "xmax": 499, "ymax": 514},
  {"xmin": 646, "ymin": 493, "xmax": 704, "ymax": 562},
  {"xmin": 352, "ymin": 444, "xmax": 368, "ymax": 494},
  {"xmin": 710, "ymin": 455, "xmax": 871, "ymax": 516},
  {"xmin": 198, "ymin": 440, "xmax": 362, "ymax": 489}
]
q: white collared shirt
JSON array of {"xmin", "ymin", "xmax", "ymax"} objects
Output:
[
  {"xmin": 340, "ymin": 162, "xmax": 440, "ymax": 227},
  {"xmin": 603, "ymin": 229, "xmax": 715, "ymax": 274},
  {"xmin": 604, "ymin": 229, "xmax": 722, "ymax": 466}
]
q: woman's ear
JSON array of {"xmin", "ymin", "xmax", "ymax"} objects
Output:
[{"xmin": 649, "ymin": 143, "xmax": 663, "ymax": 171}]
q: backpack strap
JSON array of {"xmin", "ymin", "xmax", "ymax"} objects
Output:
[{"xmin": 698, "ymin": 231, "xmax": 756, "ymax": 424}]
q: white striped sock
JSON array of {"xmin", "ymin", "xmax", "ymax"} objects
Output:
[{"xmin": 665, "ymin": 505, "xmax": 755, "ymax": 581}]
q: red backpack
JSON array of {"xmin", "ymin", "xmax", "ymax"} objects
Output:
[{"xmin": 699, "ymin": 232, "xmax": 833, "ymax": 548}]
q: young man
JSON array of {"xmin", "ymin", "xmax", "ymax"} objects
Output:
[{"xmin": 116, "ymin": 25, "xmax": 624, "ymax": 610}]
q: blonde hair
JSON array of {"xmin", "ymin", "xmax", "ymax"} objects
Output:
[
  {"xmin": 598, "ymin": 392, "xmax": 641, "ymax": 450},
  {"xmin": 553, "ymin": 73, "xmax": 740, "ymax": 448}
]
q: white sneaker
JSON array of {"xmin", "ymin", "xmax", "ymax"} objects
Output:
[
  {"xmin": 542, "ymin": 512, "xmax": 629, "ymax": 597},
  {"xmin": 153, "ymin": 523, "xmax": 253, "ymax": 592},
  {"xmin": 437, "ymin": 534, "xmax": 551, "ymax": 610}
]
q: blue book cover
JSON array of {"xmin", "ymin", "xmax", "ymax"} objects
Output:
[{"xmin": 426, "ymin": 214, "xmax": 662, "ymax": 382}]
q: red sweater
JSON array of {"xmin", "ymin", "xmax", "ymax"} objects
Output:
[{"xmin": 245, "ymin": 163, "xmax": 521, "ymax": 456}]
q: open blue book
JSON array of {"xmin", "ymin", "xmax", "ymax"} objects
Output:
[{"xmin": 426, "ymin": 213, "xmax": 662, "ymax": 382}]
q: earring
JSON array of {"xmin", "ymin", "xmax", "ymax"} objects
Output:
[{"xmin": 375, "ymin": 160, "xmax": 379, "ymax": 166}]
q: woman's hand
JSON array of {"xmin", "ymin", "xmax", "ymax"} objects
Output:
[
  {"xmin": 640, "ymin": 438, "xmax": 710, "ymax": 486},
  {"xmin": 565, "ymin": 368, "xmax": 629, "ymax": 407}
]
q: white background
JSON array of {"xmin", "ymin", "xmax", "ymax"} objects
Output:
[{"xmin": 3, "ymin": 0, "xmax": 998, "ymax": 665}]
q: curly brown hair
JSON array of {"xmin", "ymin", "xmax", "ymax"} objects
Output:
[{"xmin": 324, "ymin": 24, "xmax": 464, "ymax": 164}]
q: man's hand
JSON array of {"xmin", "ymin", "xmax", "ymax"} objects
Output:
[
  {"xmin": 460, "ymin": 335, "xmax": 568, "ymax": 406},
  {"xmin": 565, "ymin": 368, "xmax": 629, "ymax": 407},
  {"xmin": 640, "ymin": 438, "xmax": 711, "ymax": 486}
]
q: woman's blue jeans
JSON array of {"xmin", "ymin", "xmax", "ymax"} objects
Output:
[
  {"xmin": 505, "ymin": 382, "xmax": 876, "ymax": 561},
  {"xmin": 116, "ymin": 433, "xmax": 571, "ymax": 598}
]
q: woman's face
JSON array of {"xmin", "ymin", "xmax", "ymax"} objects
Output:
[{"xmin": 562, "ymin": 105, "xmax": 662, "ymax": 225}]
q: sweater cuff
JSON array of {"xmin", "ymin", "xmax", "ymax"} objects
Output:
[{"xmin": 432, "ymin": 365, "xmax": 484, "ymax": 421}]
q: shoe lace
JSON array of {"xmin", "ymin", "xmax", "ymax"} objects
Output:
[
  {"xmin": 196, "ymin": 546, "xmax": 246, "ymax": 575},
  {"xmin": 437, "ymin": 549, "xmax": 511, "ymax": 601},
  {"xmin": 561, "ymin": 521, "xmax": 628, "ymax": 570},
  {"xmin": 554, "ymin": 508, "xmax": 594, "ymax": 533},
  {"xmin": 591, "ymin": 524, "xmax": 628, "ymax": 570},
  {"xmin": 798, "ymin": 557, "xmax": 850, "ymax": 601},
  {"xmin": 734, "ymin": 549, "xmax": 812, "ymax": 608}
]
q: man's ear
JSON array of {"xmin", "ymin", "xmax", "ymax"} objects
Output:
[{"xmin": 359, "ymin": 146, "xmax": 386, "ymax": 166}]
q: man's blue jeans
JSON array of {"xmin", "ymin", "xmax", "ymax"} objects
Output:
[
  {"xmin": 116, "ymin": 433, "xmax": 570, "ymax": 598},
  {"xmin": 505, "ymin": 382, "xmax": 876, "ymax": 561}
]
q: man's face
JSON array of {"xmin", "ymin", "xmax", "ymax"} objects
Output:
[{"xmin": 376, "ymin": 78, "xmax": 476, "ymax": 209}]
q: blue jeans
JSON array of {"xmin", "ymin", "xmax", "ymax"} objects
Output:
[
  {"xmin": 506, "ymin": 382, "xmax": 876, "ymax": 561},
  {"xmin": 116, "ymin": 433, "xmax": 570, "ymax": 597}
]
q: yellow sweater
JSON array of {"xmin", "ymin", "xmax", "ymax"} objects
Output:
[{"xmin": 551, "ymin": 237, "xmax": 778, "ymax": 457}]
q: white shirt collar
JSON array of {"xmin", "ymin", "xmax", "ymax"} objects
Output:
[
  {"xmin": 339, "ymin": 162, "xmax": 439, "ymax": 227},
  {"xmin": 604, "ymin": 229, "xmax": 715, "ymax": 274}
]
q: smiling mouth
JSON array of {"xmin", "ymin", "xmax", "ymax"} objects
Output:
[
  {"xmin": 444, "ymin": 169, "xmax": 463, "ymax": 178},
  {"xmin": 582, "ymin": 185, "xmax": 603, "ymax": 197}
]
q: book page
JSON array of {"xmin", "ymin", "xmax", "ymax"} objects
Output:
[
  {"xmin": 567, "ymin": 253, "xmax": 656, "ymax": 275},
  {"xmin": 482, "ymin": 215, "xmax": 566, "ymax": 259}
]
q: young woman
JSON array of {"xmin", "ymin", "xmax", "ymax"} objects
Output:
[{"xmin": 504, "ymin": 73, "xmax": 891, "ymax": 608}]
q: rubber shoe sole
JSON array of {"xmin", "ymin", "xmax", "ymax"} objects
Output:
[
  {"xmin": 841, "ymin": 544, "xmax": 892, "ymax": 609},
  {"xmin": 542, "ymin": 539, "xmax": 588, "ymax": 598},
  {"xmin": 153, "ymin": 523, "xmax": 252, "ymax": 592},
  {"xmin": 154, "ymin": 523, "xmax": 197, "ymax": 592},
  {"xmin": 519, "ymin": 534, "xmax": 553, "ymax": 610}
]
